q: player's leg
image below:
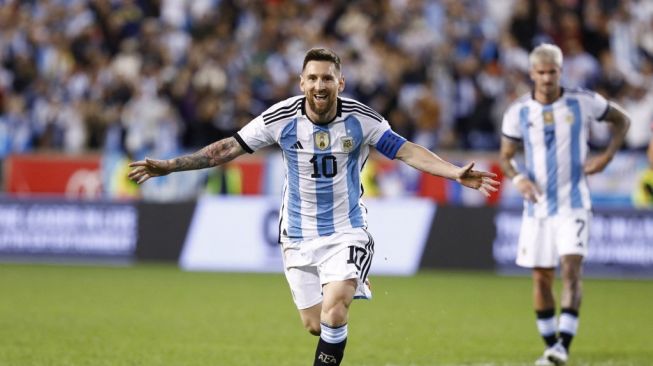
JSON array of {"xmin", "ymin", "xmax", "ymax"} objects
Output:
[
  {"xmin": 543, "ymin": 255, "xmax": 581, "ymax": 365},
  {"xmin": 313, "ymin": 233, "xmax": 372, "ymax": 366},
  {"xmin": 558, "ymin": 254, "xmax": 583, "ymax": 352},
  {"xmin": 544, "ymin": 212, "xmax": 588, "ymax": 365},
  {"xmin": 516, "ymin": 216, "xmax": 558, "ymax": 351},
  {"xmin": 299, "ymin": 303, "xmax": 322, "ymax": 336},
  {"xmin": 552, "ymin": 211, "xmax": 589, "ymax": 357},
  {"xmin": 321, "ymin": 278, "xmax": 357, "ymax": 325},
  {"xmin": 284, "ymin": 265, "xmax": 324, "ymax": 336},
  {"xmin": 313, "ymin": 279, "xmax": 357, "ymax": 366},
  {"xmin": 533, "ymin": 267, "xmax": 558, "ymax": 348}
]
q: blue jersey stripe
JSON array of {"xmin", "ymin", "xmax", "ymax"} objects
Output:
[
  {"xmin": 345, "ymin": 116, "xmax": 364, "ymax": 228},
  {"xmin": 519, "ymin": 107, "xmax": 534, "ymax": 216},
  {"xmin": 542, "ymin": 105, "xmax": 558, "ymax": 215},
  {"xmin": 280, "ymin": 120, "xmax": 302, "ymax": 239},
  {"xmin": 566, "ymin": 99, "xmax": 583, "ymax": 208},
  {"xmin": 313, "ymin": 125, "xmax": 335, "ymax": 236}
]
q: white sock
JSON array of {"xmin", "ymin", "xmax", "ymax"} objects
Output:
[{"xmin": 320, "ymin": 323, "xmax": 347, "ymax": 344}]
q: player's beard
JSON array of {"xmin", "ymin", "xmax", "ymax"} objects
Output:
[
  {"xmin": 306, "ymin": 92, "xmax": 335, "ymax": 117},
  {"xmin": 539, "ymin": 83, "xmax": 560, "ymax": 100}
]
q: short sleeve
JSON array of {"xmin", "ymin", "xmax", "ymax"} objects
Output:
[
  {"xmin": 501, "ymin": 104, "xmax": 522, "ymax": 140},
  {"xmin": 369, "ymin": 119, "xmax": 407, "ymax": 159},
  {"xmin": 367, "ymin": 119, "xmax": 392, "ymax": 146},
  {"xmin": 234, "ymin": 115, "xmax": 275, "ymax": 153},
  {"xmin": 589, "ymin": 91, "xmax": 610, "ymax": 121}
]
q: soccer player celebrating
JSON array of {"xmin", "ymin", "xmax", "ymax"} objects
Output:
[
  {"xmin": 129, "ymin": 48, "xmax": 499, "ymax": 366},
  {"xmin": 499, "ymin": 44, "xmax": 630, "ymax": 366}
]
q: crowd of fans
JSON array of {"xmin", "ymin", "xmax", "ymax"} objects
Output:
[{"xmin": 1, "ymin": 0, "xmax": 653, "ymax": 163}]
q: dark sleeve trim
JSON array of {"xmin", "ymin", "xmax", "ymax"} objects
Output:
[
  {"xmin": 597, "ymin": 102, "xmax": 610, "ymax": 121},
  {"xmin": 502, "ymin": 133, "xmax": 522, "ymax": 142},
  {"xmin": 233, "ymin": 133, "xmax": 254, "ymax": 154}
]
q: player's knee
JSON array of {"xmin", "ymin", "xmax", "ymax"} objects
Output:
[
  {"xmin": 561, "ymin": 265, "xmax": 582, "ymax": 282},
  {"xmin": 321, "ymin": 302, "xmax": 349, "ymax": 326},
  {"xmin": 562, "ymin": 276, "xmax": 582, "ymax": 293},
  {"xmin": 534, "ymin": 276, "xmax": 551, "ymax": 288},
  {"xmin": 533, "ymin": 269, "xmax": 554, "ymax": 288}
]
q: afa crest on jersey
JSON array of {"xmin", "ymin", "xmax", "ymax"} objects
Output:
[
  {"xmin": 341, "ymin": 136, "xmax": 354, "ymax": 152},
  {"xmin": 315, "ymin": 131, "xmax": 330, "ymax": 150}
]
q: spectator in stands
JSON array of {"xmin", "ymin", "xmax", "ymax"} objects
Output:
[{"xmin": 1, "ymin": 0, "xmax": 653, "ymax": 198}]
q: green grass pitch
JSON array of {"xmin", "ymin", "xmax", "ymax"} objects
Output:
[{"xmin": 0, "ymin": 263, "xmax": 651, "ymax": 366}]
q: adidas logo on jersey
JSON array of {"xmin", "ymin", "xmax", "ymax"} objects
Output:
[{"xmin": 290, "ymin": 141, "xmax": 304, "ymax": 149}]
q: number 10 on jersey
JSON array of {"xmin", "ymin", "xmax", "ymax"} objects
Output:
[{"xmin": 310, "ymin": 154, "xmax": 337, "ymax": 178}]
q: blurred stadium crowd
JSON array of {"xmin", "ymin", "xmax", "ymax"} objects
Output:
[{"xmin": 1, "ymin": 0, "xmax": 653, "ymax": 163}]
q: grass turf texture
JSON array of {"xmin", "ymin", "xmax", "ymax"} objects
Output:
[{"xmin": 0, "ymin": 264, "xmax": 651, "ymax": 366}]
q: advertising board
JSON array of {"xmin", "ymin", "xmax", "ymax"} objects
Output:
[
  {"xmin": 0, "ymin": 198, "xmax": 137, "ymax": 261},
  {"xmin": 179, "ymin": 196, "xmax": 435, "ymax": 275}
]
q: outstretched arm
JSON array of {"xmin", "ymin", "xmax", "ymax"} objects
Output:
[
  {"xmin": 585, "ymin": 102, "xmax": 630, "ymax": 175},
  {"xmin": 394, "ymin": 141, "xmax": 499, "ymax": 197},
  {"xmin": 128, "ymin": 137, "xmax": 246, "ymax": 184}
]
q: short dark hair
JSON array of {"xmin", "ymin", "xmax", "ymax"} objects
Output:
[{"xmin": 302, "ymin": 48, "xmax": 341, "ymax": 72}]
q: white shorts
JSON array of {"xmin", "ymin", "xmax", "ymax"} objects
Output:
[
  {"xmin": 516, "ymin": 210, "xmax": 590, "ymax": 268},
  {"xmin": 281, "ymin": 228, "xmax": 374, "ymax": 309}
]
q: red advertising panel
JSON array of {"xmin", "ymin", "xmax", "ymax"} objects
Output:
[{"xmin": 4, "ymin": 154, "xmax": 102, "ymax": 198}]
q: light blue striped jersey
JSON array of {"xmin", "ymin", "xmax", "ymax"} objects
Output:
[
  {"xmin": 502, "ymin": 88, "xmax": 609, "ymax": 217},
  {"xmin": 235, "ymin": 96, "xmax": 406, "ymax": 243}
]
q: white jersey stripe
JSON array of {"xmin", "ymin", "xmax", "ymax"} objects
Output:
[
  {"xmin": 313, "ymin": 123, "xmax": 336, "ymax": 236},
  {"xmin": 280, "ymin": 119, "xmax": 303, "ymax": 239},
  {"xmin": 519, "ymin": 106, "xmax": 535, "ymax": 216}
]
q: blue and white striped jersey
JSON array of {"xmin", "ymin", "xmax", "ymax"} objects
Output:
[
  {"xmin": 502, "ymin": 88, "xmax": 610, "ymax": 217},
  {"xmin": 235, "ymin": 96, "xmax": 406, "ymax": 243}
]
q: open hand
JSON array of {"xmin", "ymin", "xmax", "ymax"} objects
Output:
[
  {"xmin": 513, "ymin": 175, "xmax": 541, "ymax": 203},
  {"xmin": 127, "ymin": 158, "xmax": 172, "ymax": 184},
  {"xmin": 456, "ymin": 162, "xmax": 500, "ymax": 197}
]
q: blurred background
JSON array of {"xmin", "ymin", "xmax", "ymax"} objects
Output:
[{"xmin": 0, "ymin": 0, "xmax": 652, "ymax": 277}]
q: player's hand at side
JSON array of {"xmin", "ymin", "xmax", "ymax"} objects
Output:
[
  {"xmin": 128, "ymin": 158, "xmax": 172, "ymax": 184},
  {"xmin": 455, "ymin": 162, "xmax": 500, "ymax": 197},
  {"xmin": 584, "ymin": 153, "xmax": 612, "ymax": 175},
  {"xmin": 513, "ymin": 175, "xmax": 541, "ymax": 203}
]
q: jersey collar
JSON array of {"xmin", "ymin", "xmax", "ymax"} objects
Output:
[
  {"xmin": 301, "ymin": 97, "xmax": 343, "ymax": 125},
  {"xmin": 531, "ymin": 87, "xmax": 565, "ymax": 105}
]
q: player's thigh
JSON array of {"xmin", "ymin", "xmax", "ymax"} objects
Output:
[
  {"xmin": 284, "ymin": 265, "xmax": 323, "ymax": 310},
  {"xmin": 322, "ymin": 278, "xmax": 357, "ymax": 308},
  {"xmin": 318, "ymin": 240, "xmax": 373, "ymax": 300},
  {"xmin": 516, "ymin": 216, "xmax": 557, "ymax": 268},
  {"xmin": 555, "ymin": 210, "xmax": 590, "ymax": 257}
]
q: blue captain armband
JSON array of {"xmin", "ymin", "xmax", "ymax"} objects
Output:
[{"xmin": 375, "ymin": 130, "xmax": 407, "ymax": 159}]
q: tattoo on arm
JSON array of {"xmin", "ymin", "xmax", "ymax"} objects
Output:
[
  {"xmin": 499, "ymin": 137, "xmax": 521, "ymax": 178},
  {"xmin": 601, "ymin": 103, "xmax": 630, "ymax": 156},
  {"xmin": 171, "ymin": 137, "xmax": 244, "ymax": 171},
  {"xmin": 604, "ymin": 103, "xmax": 630, "ymax": 133}
]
